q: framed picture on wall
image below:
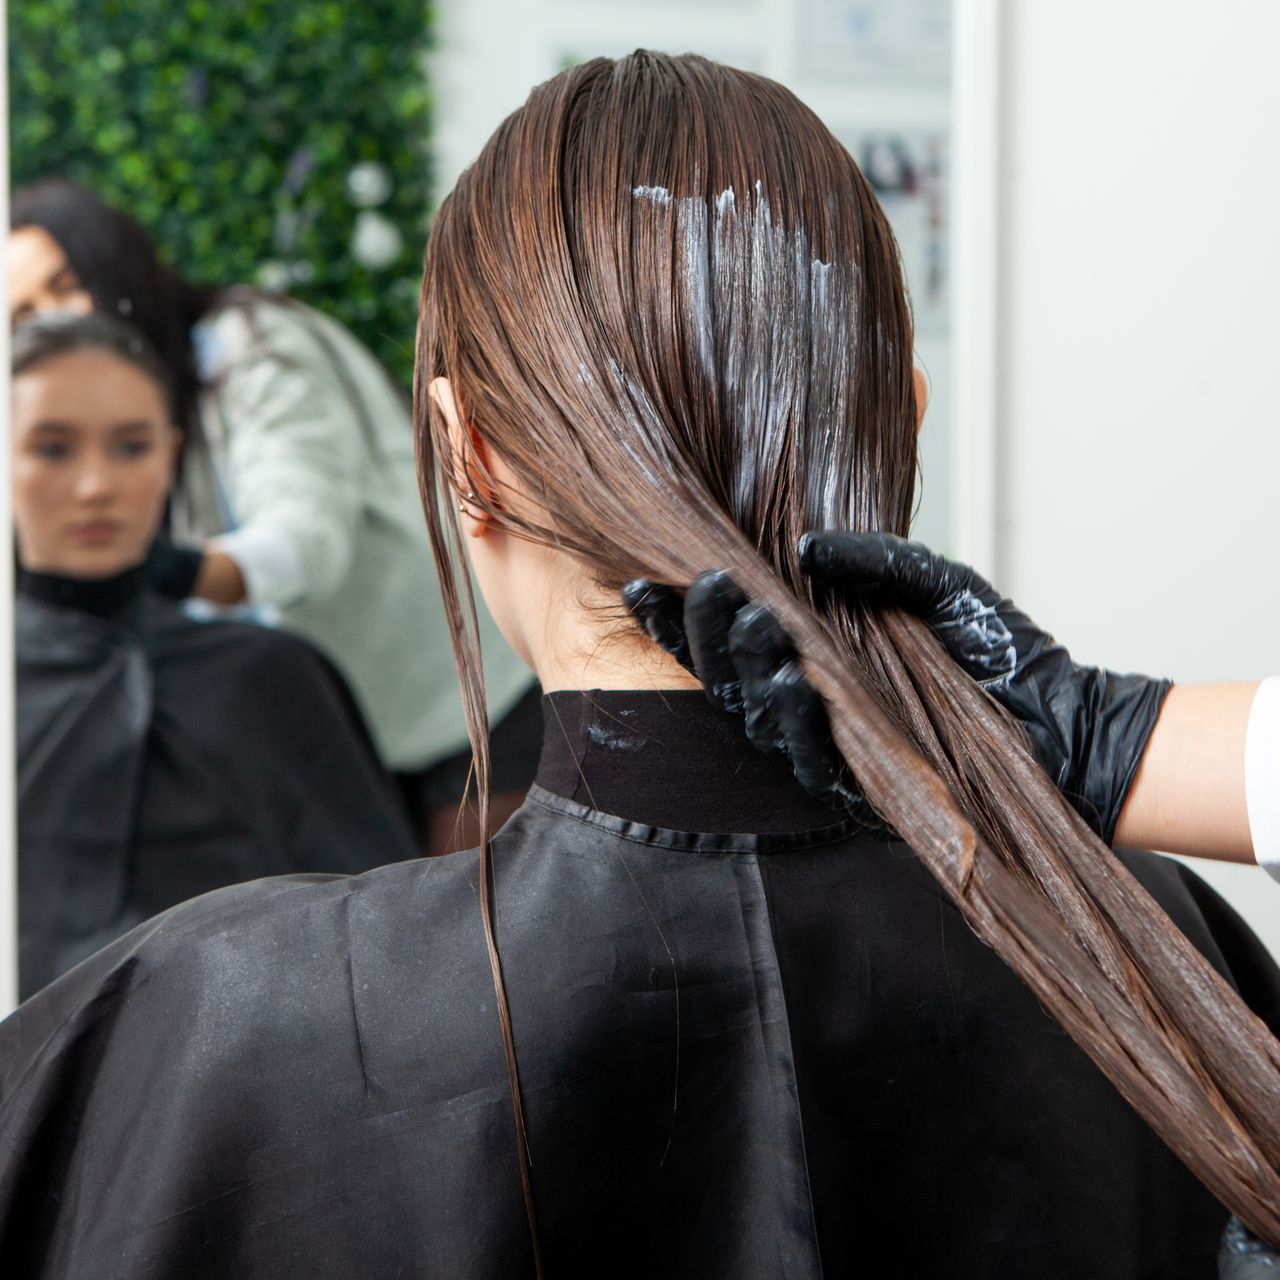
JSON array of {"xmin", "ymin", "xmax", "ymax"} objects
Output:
[
  {"xmin": 836, "ymin": 127, "xmax": 949, "ymax": 335},
  {"xmin": 797, "ymin": 0, "xmax": 950, "ymax": 85}
]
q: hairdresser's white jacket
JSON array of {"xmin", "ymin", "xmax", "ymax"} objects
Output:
[{"xmin": 175, "ymin": 291, "xmax": 529, "ymax": 771}]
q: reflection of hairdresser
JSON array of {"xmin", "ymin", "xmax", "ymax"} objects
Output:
[
  {"xmin": 8, "ymin": 180, "xmax": 539, "ymax": 849},
  {"xmin": 10, "ymin": 313, "xmax": 420, "ymax": 999}
]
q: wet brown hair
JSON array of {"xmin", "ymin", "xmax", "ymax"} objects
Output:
[{"xmin": 417, "ymin": 51, "xmax": 1280, "ymax": 1260}]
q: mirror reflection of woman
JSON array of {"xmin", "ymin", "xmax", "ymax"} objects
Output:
[
  {"xmin": 7, "ymin": 181, "xmax": 541, "ymax": 852},
  {"xmin": 1, "ymin": 55, "xmax": 1279, "ymax": 1277},
  {"xmin": 11, "ymin": 313, "xmax": 418, "ymax": 999}
]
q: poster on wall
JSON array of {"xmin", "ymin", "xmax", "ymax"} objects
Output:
[
  {"xmin": 838, "ymin": 128, "xmax": 949, "ymax": 335},
  {"xmin": 797, "ymin": 0, "xmax": 950, "ymax": 85}
]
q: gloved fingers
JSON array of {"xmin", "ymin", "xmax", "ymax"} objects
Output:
[
  {"xmin": 727, "ymin": 603, "xmax": 796, "ymax": 755},
  {"xmin": 798, "ymin": 530, "xmax": 1021, "ymax": 687},
  {"xmin": 1218, "ymin": 1216, "xmax": 1280, "ymax": 1279},
  {"xmin": 143, "ymin": 535, "xmax": 205, "ymax": 601},
  {"xmin": 684, "ymin": 570, "xmax": 749, "ymax": 713},
  {"xmin": 622, "ymin": 579, "xmax": 695, "ymax": 673},
  {"xmin": 798, "ymin": 530, "xmax": 957, "ymax": 615},
  {"xmin": 768, "ymin": 660, "xmax": 844, "ymax": 800}
]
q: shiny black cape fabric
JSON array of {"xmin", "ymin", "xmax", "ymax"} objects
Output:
[
  {"xmin": 15, "ymin": 585, "xmax": 417, "ymax": 999},
  {"xmin": 2, "ymin": 691, "xmax": 1278, "ymax": 1278}
]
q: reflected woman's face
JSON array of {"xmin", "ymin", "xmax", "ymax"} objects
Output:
[
  {"xmin": 7, "ymin": 227, "xmax": 95, "ymax": 328},
  {"xmin": 11, "ymin": 350, "xmax": 179, "ymax": 579}
]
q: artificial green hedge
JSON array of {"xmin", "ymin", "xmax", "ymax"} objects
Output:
[{"xmin": 9, "ymin": 1, "xmax": 432, "ymax": 387}]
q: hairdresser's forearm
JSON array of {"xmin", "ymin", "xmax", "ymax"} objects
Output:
[
  {"xmin": 192, "ymin": 549, "xmax": 248, "ymax": 606},
  {"xmin": 1112, "ymin": 684, "xmax": 1256, "ymax": 862}
]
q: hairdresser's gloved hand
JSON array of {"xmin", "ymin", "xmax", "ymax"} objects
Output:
[
  {"xmin": 1218, "ymin": 1217, "xmax": 1280, "ymax": 1278},
  {"xmin": 624, "ymin": 530, "xmax": 1172, "ymax": 844},
  {"xmin": 622, "ymin": 571, "xmax": 865, "ymax": 813},
  {"xmin": 799, "ymin": 531, "xmax": 1171, "ymax": 843},
  {"xmin": 142, "ymin": 534, "xmax": 205, "ymax": 600}
]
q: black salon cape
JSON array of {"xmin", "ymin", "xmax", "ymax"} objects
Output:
[
  {"xmin": 2, "ymin": 691, "xmax": 1277, "ymax": 1278},
  {"xmin": 15, "ymin": 569, "xmax": 417, "ymax": 1000}
]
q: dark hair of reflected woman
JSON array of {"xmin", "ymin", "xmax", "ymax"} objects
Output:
[
  {"xmin": 416, "ymin": 50, "xmax": 1280, "ymax": 1257},
  {"xmin": 12, "ymin": 309, "xmax": 173, "ymax": 395}
]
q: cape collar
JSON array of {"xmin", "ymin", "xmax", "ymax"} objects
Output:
[
  {"xmin": 17, "ymin": 565, "xmax": 148, "ymax": 620},
  {"xmin": 533, "ymin": 688, "xmax": 860, "ymax": 835}
]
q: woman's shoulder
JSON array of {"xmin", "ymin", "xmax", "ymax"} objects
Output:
[
  {"xmin": 153, "ymin": 611, "xmax": 391, "ymax": 761},
  {"xmin": 14, "ymin": 598, "xmax": 352, "ymax": 735},
  {"xmin": 147, "ymin": 605, "xmax": 353, "ymax": 699},
  {"xmin": 0, "ymin": 854, "xmax": 503, "ymax": 1269},
  {"xmin": 14, "ymin": 592, "xmax": 117, "ymax": 659},
  {"xmin": 1, "ymin": 852, "xmax": 480, "ymax": 1093}
]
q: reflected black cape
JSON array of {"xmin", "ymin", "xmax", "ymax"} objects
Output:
[
  {"xmin": 15, "ymin": 569, "xmax": 417, "ymax": 999},
  {"xmin": 2, "ymin": 691, "xmax": 1278, "ymax": 1278}
]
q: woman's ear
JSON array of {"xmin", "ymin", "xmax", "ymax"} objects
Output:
[
  {"xmin": 429, "ymin": 376, "xmax": 494, "ymax": 533},
  {"xmin": 913, "ymin": 366, "xmax": 929, "ymax": 433},
  {"xmin": 429, "ymin": 376, "xmax": 464, "ymax": 475}
]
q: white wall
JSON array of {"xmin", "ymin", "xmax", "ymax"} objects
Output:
[{"xmin": 996, "ymin": 0, "xmax": 1280, "ymax": 953}]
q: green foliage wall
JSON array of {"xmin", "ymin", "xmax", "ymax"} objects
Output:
[{"xmin": 9, "ymin": 1, "xmax": 432, "ymax": 386}]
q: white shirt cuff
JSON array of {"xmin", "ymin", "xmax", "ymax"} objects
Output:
[
  {"xmin": 210, "ymin": 524, "xmax": 306, "ymax": 608},
  {"xmin": 1245, "ymin": 677, "xmax": 1280, "ymax": 883}
]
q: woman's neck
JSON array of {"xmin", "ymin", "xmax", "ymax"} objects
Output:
[
  {"xmin": 528, "ymin": 599, "xmax": 702, "ymax": 693},
  {"xmin": 467, "ymin": 520, "xmax": 703, "ymax": 693},
  {"xmin": 534, "ymin": 641, "xmax": 702, "ymax": 695}
]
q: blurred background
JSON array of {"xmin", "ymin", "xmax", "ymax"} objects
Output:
[
  {"xmin": 10, "ymin": 0, "xmax": 432, "ymax": 387},
  {"xmin": 3, "ymin": 0, "xmax": 1278, "ymax": 999}
]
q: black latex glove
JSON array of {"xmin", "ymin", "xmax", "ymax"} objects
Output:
[
  {"xmin": 625, "ymin": 531, "xmax": 1171, "ymax": 844},
  {"xmin": 142, "ymin": 535, "xmax": 205, "ymax": 601},
  {"xmin": 798, "ymin": 531, "xmax": 1170, "ymax": 843},
  {"xmin": 622, "ymin": 572, "xmax": 873, "ymax": 820},
  {"xmin": 1218, "ymin": 1218, "xmax": 1280, "ymax": 1277}
]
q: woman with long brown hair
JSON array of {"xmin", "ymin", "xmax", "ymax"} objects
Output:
[{"xmin": 1, "ymin": 52, "xmax": 1278, "ymax": 1278}]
